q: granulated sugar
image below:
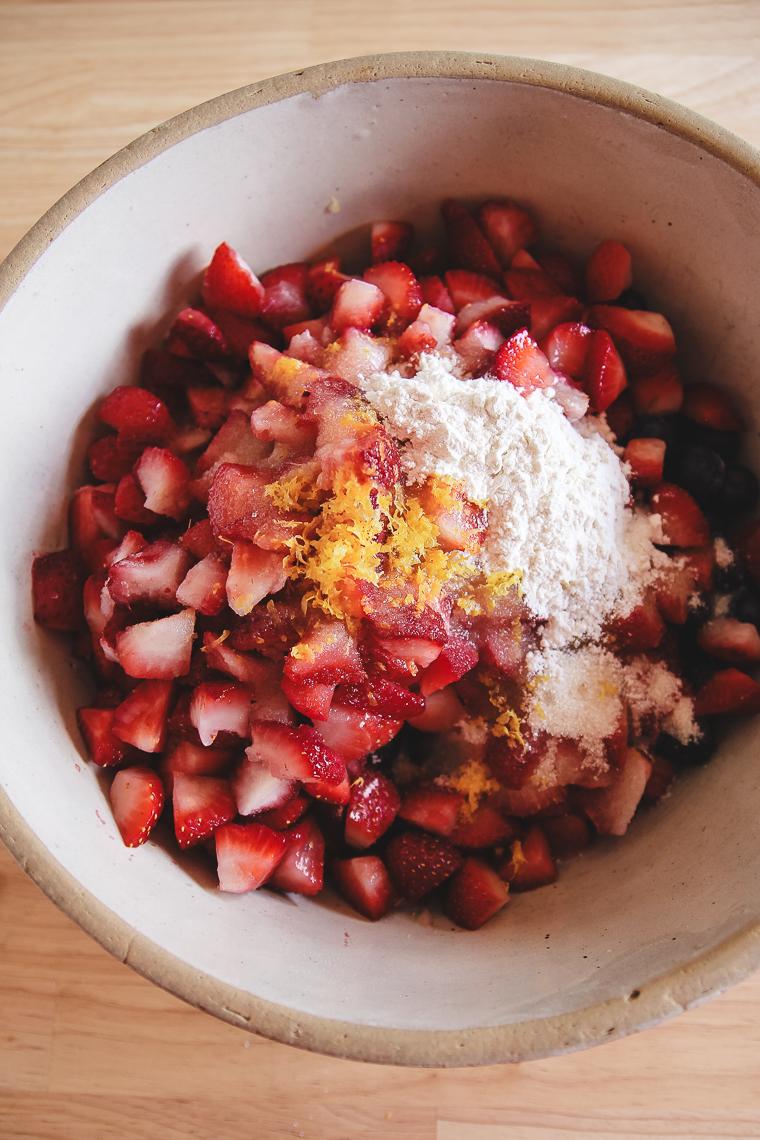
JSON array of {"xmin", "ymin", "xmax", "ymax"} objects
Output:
[{"xmin": 362, "ymin": 352, "xmax": 667, "ymax": 647}]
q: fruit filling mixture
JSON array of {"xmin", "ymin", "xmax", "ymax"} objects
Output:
[{"xmin": 32, "ymin": 199, "xmax": 760, "ymax": 929}]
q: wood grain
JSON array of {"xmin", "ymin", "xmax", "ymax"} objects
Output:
[{"xmin": 3, "ymin": 3, "xmax": 760, "ymax": 1137}]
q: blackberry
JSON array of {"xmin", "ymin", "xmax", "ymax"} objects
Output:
[
  {"xmin": 613, "ymin": 287, "xmax": 648, "ymax": 310},
  {"xmin": 654, "ymin": 719, "xmax": 717, "ymax": 767},
  {"xmin": 666, "ymin": 444, "xmax": 725, "ymax": 512},
  {"xmin": 730, "ymin": 585, "xmax": 760, "ymax": 629}
]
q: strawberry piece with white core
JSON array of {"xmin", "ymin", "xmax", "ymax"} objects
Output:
[
  {"xmin": 226, "ymin": 542, "xmax": 286, "ymax": 616},
  {"xmin": 476, "ymin": 199, "xmax": 538, "ymax": 267},
  {"xmin": 585, "ymin": 240, "xmax": 633, "ymax": 302},
  {"xmin": 110, "ymin": 766, "xmax": 165, "ymax": 848},
  {"xmin": 112, "ymin": 679, "xmax": 175, "ymax": 753},
  {"xmin": 345, "ymin": 771, "xmax": 401, "ymax": 848},
  {"xmin": 190, "ymin": 681, "xmax": 252, "ymax": 746},
  {"xmin": 624, "ymin": 438, "xmax": 666, "ymax": 487},
  {"xmin": 333, "ymin": 855, "xmax": 398, "ymax": 920},
  {"xmin": 651, "ymin": 483, "xmax": 710, "ymax": 547},
  {"xmin": 398, "ymin": 786, "xmax": 465, "ymax": 838},
  {"xmin": 446, "ymin": 857, "xmax": 510, "ymax": 930},
  {"xmin": 133, "ymin": 447, "xmax": 191, "ymax": 520},
  {"xmin": 588, "ymin": 306, "xmax": 676, "ymax": 377},
  {"xmin": 314, "ymin": 703, "xmax": 402, "ymax": 761},
  {"xmin": 77, "ymin": 707, "xmax": 135, "ymax": 767},
  {"xmin": 232, "ymin": 756, "xmax": 298, "ymax": 816},
  {"xmin": 539, "ymin": 322, "xmax": 593, "ymax": 378},
  {"xmin": 329, "ymin": 278, "xmax": 385, "ymax": 334},
  {"xmin": 493, "ymin": 329, "xmax": 556, "ymax": 391},
  {"xmin": 173, "ymin": 772, "xmax": 236, "ymax": 848},
  {"xmin": 269, "ymin": 818, "xmax": 325, "ymax": 895},
  {"xmin": 698, "ymin": 617, "xmax": 760, "ymax": 664},
  {"xmin": 248, "ymin": 721, "xmax": 346, "ymax": 786},
  {"xmin": 175, "ymin": 554, "xmax": 228, "ymax": 615},
  {"xmin": 577, "ymin": 748, "xmax": 652, "ymax": 836},
  {"xmin": 260, "ymin": 263, "xmax": 312, "ymax": 331},
  {"xmin": 107, "ymin": 541, "xmax": 191, "ymax": 609},
  {"xmin": 363, "ymin": 261, "xmax": 422, "ymax": 333},
  {"xmin": 116, "ymin": 608, "xmax": 195, "ymax": 679},
  {"xmin": 582, "ymin": 330, "xmax": 627, "ymax": 413},
  {"xmin": 216, "ymin": 822, "xmax": 288, "ymax": 892}
]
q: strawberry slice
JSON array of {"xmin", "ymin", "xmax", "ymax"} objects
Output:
[
  {"xmin": 196, "ymin": 409, "xmax": 270, "ymax": 479},
  {"xmin": 69, "ymin": 485, "xmax": 127, "ymax": 553},
  {"xmin": 201, "ymin": 241, "xmax": 265, "ymax": 318},
  {"xmin": 110, "ymin": 766, "xmax": 165, "ymax": 848},
  {"xmin": 498, "ymin": 782, "xmax": 567, "ymax": 817},
  {"xmin": 541, "ymin": 813, "xmax": 591, "ymax": 858},
  {"xmin": 344, "ymin": 771, "xmax": 401, "ymax": 849},
  {"xmin": 98, "ymin": 386, "xmax": 172, "ymax": 445},
  {"xmin": 107, "ymin": 541, "xmax": 191, "ymax": 609},
  {"xmin": 175, "ymin": 554, "xmax": 228, "ymax": 615},
  {"xmin": 624, "ymin": 438, "xmax": 666, "ymax": 487},
  {"xmin": 336, "ymin": 677, "xmax": 424, "ymax": 718},
  {"xmin": 258, "ymin": 791, "xmax": 309, "ymax": 830},
  {"xmin": 385, "ymin": 831, "xmax": 463, "ymax": 902},
  {"xmin": 32, "ymin": 550, "xmax": 87, "ymax": 630},
  {"xmin": 406, "ymin": 686, "xmax": 464, "ymax": 733},
  {"xmin": 113, "ymin": 474, "xmax": 159, "ymax": 526},
  {"xmin": 493, "ymin": 329, "xmax": 555, "ymax": 391},
  {"xmin": 190, "ymin": 681, "xmax": 252, "ymax": 746},
  {"xmin": 454, "ymin": 296, "xmax": 530, "ymax": 340},
  {"xmin": 682, "ymin": 382, "xmax": 746, "ymax": 432},
  {"xmin": 444, "ymin": 268, "xmax": 505, "ymax": 311},
  {"xmin": 259, "ymin": 263, "xmax": 312, "ymax": 331},
  {"xmin": 250, "ymin": 401, "xmax": 317, "ymax": 451},
  {"xmin": 419, "ymin": 641, "xmax": 479, "ymax": 697},
  {"xmin": 77, "ymin": 707, "xmax": 136, "ymax": 767},
  {"xmin": 588, "ymin": 305, "xmax": 676, "ymax": 377},
  {"xmin": 528, "ymin": 296, "xmax": 583, "ymax": 342},
  {"xmin": 280, "ymin": 676, "xmax": 336, "ymax": 722},
  {"xmin": 450, "ymin": 805, "xmax": 515, "ymax": 849},
  {"xmin": 485, "ymin": 733, "xmax": 543, "ymax": 790},
  {"xmin": 604, "ymin": 389, "xmax": 636, "ymax": 442},
  {"xmin": 329, "ymin": 278, "xmax": 385, "ymax": 333},
  {"xmin": 116, "ymin": 609, "xmax": 196, "ymax": 679},
  {"xmin": 207, "ymin": 308, "xmax": 278, "ymax": 360},
  {"xmin": 269, "ymin": 817, "xmax": 325, "ymax": 895},
  {"xmin": 441, "ymin": 198, "xmax": 502, "ymax": 278},
  {"xmin": 445, "ymin": 857, "xmax": 510, "ymax": 930},
  {"xmin": 577, "ymin": 747, "xmax": 652, "ymax": 836},
  {"xmin": 630, "ymin": 363, "xmax": 683, "ymax": 415},
  {"xmin": 88, "ymin": 433, "xmax": 144, "ymax": 483},
  {"xmin": 226, "ymin": 542, "xmax": 287, "ymax": 616},
  {"xmin": 605, "ymin": 589, "xmax": 665, "ymax": 653},
  {"xmin": 539, "ymin": 321, "xmax": 593, "ymax": 378},
  {"xmin": 158, "ymin": 739, "xmax": 234, "ymax": 796},
  {"xmin": 694, "ymin": 668, "xmax": 760, "ymax": 716},
  {"xmin": 734, "ymin": 519, "xmax": 760, "ymax": 586},
  {"xmin": 582, "ymin": 329, "xmax": 627, "ymax": 413},
  {"xmin": 371, "ymin": 220, "xmax": 413, "ymax": 264},
  {"xmin": 498, "ymin": 826, "xmax": 556, "ymax": 891},
  {"xmin": 653, "ymin": 562, "xmax": 697, "ymax": 625},
  {"xmin": 306, "ymin": 258, "xmax": 351, "ymax": 312},
  {"xmin": 642, "ymin": 755, "xmax": 676, "ymax": 804},
  {"xmin": 112, "ymin": 679, "xmax": 175, "ymax": 753},
  {"xmin": 454, "ymin": 320, "xmax": 505, "ymax": 376},
  {"xmin": 173, "ymin": 772, "xmax": 236, "ymax": 848},
  {"xmin": 363, "ymin": 261, "xmax": 422, "ymax": 333},
  {"xmin": 216, "ymin": 822, "xmax": 288, "ymax": 892},
  {"xmin": 248, "ymin": 720, "xmax": 346, "ymax": 786},
  {"xmin": 232, "ymin": 756, "xmax": 298, "ymax": 816},
  {"xmin": 167, "ymin": 308, "xmax": 229, "ymax": 362},
  {"xmin": 284, "ymin": 617, "xmax": 364, "ymax": 685},
  {"xmin": 698, "ymin": 617, "xmax": 760, "ymax": 664},
  {"xmin": 419, "ymin": 275, "xmax": 455, "ymax": 314},
  {"xmin": 538, "ymin": 251, "xmax": 583, "ymax": 296},
  {"xmin": 397, "ymin": 319, "xmax": 438, "ymax": 359},
  {"xmin": 304, "ymin": 770, "xmax": 351, "ymax": 805},
  {"xmin": 333, "ymin": 855, "xmax": 398, "ymax": 920},
  {"xmin": 398, "ymin": 786, "xmax": 465, "ymax": 838},
  {"xmin": 314, "ymin": 702, "xmax": 402, "ymax": 761},
  {"xmin": 585, "ymin": 239, "xmax": 633, "ymax": 302},
  {"xmin": 476, "ymin": 199, "xmax": 538, "ymax": 268},
  {"xmin": 651, "ymin": 483, "xmax": 710, "ymax": 547},
  {"xmin": 504, "ymin": 265, "xmax": 562, "ymax": 301},
  {"xmin": 133, "ymin": 447, "xmax": 191, "ymax": 521}
]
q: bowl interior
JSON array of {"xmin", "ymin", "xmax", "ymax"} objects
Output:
[{"xmin": 2, "ymin": 66, "xmax": 760, "ymax": 1046}]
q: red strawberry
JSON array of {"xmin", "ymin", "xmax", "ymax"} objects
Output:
[
  {"xmin": 385, "ymin": 831, "xmax": 463, "ymax": 902},
  {"xmin": 133, "ymin": 447, "xmax": 191, "ymax": 521},
  {"xmin": 371, "ymin": 220, "xmax": 413, "ymax": 264},
  {"xmin": 258, "ymin": 791, "xmax": 309, "ymax": 830},
  {"xmin": 585, "ymin": 239, "xmax": 633, "ymax": 302},
  {"xmin": 314, "ymin": 702, "xmax": 402, "ymax": 762},
  {"xmin": 117, "ymin": 609, "xmax": 196, "ymax": 680},
  {"xmin": 98, "ymin": 386, "xmax": 172, "ymax": 445},
  {"xmin": 734, "ymin": 519, "xmax": 760, "ymax": 586},
  {"xmin": 231, "ymin": 756, "xmax": 298, "ymax": 817},
  {"xmin": 605, "ymin": 388, "xmax": 636, "ymax": 442},
  {"xmin": 344, "ymin": 771, "xmax": 401, "ymax": 849},
  {"xmin": 450, "ymin": 805, "xmax": 516, "ymax": 849},
  {"xmin": 680, "ymin": 545, "xmax": 714, "ymax": 591},
  {"xmin": 605, "ymin": 589, "xmax": 665, "ymax": 653},
  {"xmin": 306, "ymin": 258, "xmax": 351, "ymax": 312},
  {"xmin": 304, "ymin": 770, "xmax": 351, "ymax": 805},
  {"xmin": 333, "ymin": 855, "xmax": 398, "ymax": 920},
  {"xmin": 406, "ymin": 685, "xmax": 464, "ymax": 734},
  {"xmin": 190, "ymin": 681, "xmax": 252, "ymax": 747},
  {"xmin": 329, "ymin": 278, "xmax": 386, "ymax": 333},
  {"xmin": 541, "ymin": 813, "xmax": 591, "ymax": 858},
  {"xmin": 485, "ymin": 733, "xmax": 543, "ymax": 790},
  {"xmin": 248, "ymin": 720, "xmax": 346, "ymax": 786},
  {"xmin": 398, "ymin": 786, "xmax": 465, "ymax": 838},
  {"xmin": 207, "ymin": 308, "xmax": 278, "ymax": 359},
  {"xmin": 284, "ymin": 617, "xmax": 364, "ymax": 686},
  {"xmin": 113, "ymin": 474, "xmax": 159, "ymax": 526},
  {"xmin": 418, "ymin": 640, "xmax": 478, "ymax": 697},
  {"xmin": 630, "ymin": 363, "xmax": 683, "ymax": 415},
  {"xmin": 201, "ymin": 241, "xmax": 265, "ymax": 318},
  {"xmin": 397, "ymin": 318, "xmax": 438, "ymax": 359},
  {"xmin": 280, "ymin": 676, "xmax": 336, "ymax": 722},
  {"xmin": 230, "ymin": 597, "xmax": 303, "ymax": 660},
  {"xmin": 577, "ymin": 747, "xmax": 652, "ymax": 835},
  {"xmin": 444, "ymin": 268, "xmax": 505, "ymax": 311},
  {"xmin": 454, "ymin": 296, "xmax": 530, "ymax": 340},
  {"xmin": 642, "ymin": 755, "xmax": 676, "ymax": 804},
  {"xmin": 528, "ymin": 296, "xmax": 583, "ymax": 342},
  {"xmin": 336, "ymin": 677, "xmax": 424, "ymax": 719},
  {"xmin": 698, "ymin": 617, "xmax": 760, "ymax": 665},
  {"xmin": 69, "ymin": 485, "xmax": 127, "ymax": 553},
  {"xmin": 107, "ymin": 540, "xmax": 191, "ymax": 609},
  {"xmin": 497, "ymin": 782, "xmax": 567, "ymax": 818},
  {"xmin": 158, "ymin": 739, "xmax": 234, "ymax": 796},
  {"xmin": 537, "ymin": 251, "xmax": 583, "ymax": 297},
  {"xmin": 653, "ymin": 562, "xmax": 697, "ymax": 625},
  {"xmin": 250, "ymin": 401, "xmax": 317, "ymax": 451},
  {"xmin": 32, "ymin": 550, "xmax": 87, "ymax": 631},
  {"xmin": 226, "ymin": 542, "xmax": 287, "ymax": 616},
  {"xmin": 77, "ymin": 707, "xmax": 135, "ymax": 767},
  {"xmin": 259, "ymin": 263, "xmax": 312, "ymax": 331},
  {"xmin": 88, "ymin": 433, "xmax": 144, "ymax": 483},
  {"xmin": 445, "ymin": 857, "xmax": 510, "ymax": 930},
  {"xmin": 498, "ymin": 825, "xmax": 557, "ymax": 891},
  {"xmin": 215, "ymin": 822, "xmax": 288, "ymax": 892},
  {"xmin": 269, "ymin": 817, "xmax": 325, "ymax": 895},
  {"xmin": 196, "ymin": 409, "xmax": 271, "ymax": 478},
  {"xmin": 624, "ymin": 438, "xmax": 666, "ymax": 487},
  {"xmin": 441, "ymin": 198, "xmax": 502, "ymax": 278},
  {"xmin": 167, "ymin": 308, "xmax": 229, "ymax": 362},
  {"xmin": 694, "ymin": 668, "xmax": 760, "ymax": 716},
  {"xmin": 173, "ymin": 772, "xmax": 236, "ymax": 848},
  {"xmin": 110, "ymin": 766, "xmax": 165, "ymax": 848},
  {"xmin": 454, "ymin": 320, "xmax": 505, "ymax": 376},
  {"xmin": 112, "ymin": 679, "xmax": 175, "ymax": 753},
  {"xmin": 363, "ymin": 261, "xmax": 422, "ymax": 333},
  {"xmin": 175, "ymin": 554, "xmax": 228, "ymax": 616},
  {"xmin": 419, "ymin": 275, "xmax": 455, "ymax": 314},
  {"xmin": 682, "ymin": 382, "xmax": 745, "ymax": 432},
  {"xmin": 476, "ymin": 199, "xmax": 538, "ymax": 268},
  {"xmin": 493, "ymin": 328, "xmax": 555, "ymax": 391},
  {"xmin": 504, "ymin": 265, "xmax": 562, "ymax": 301},
  {"xmin": 539, "ymin": 321, "xmax": 593, "ymax": 378},
  {"xmin": 588, "ymin": 305, "xmax": 676, "ymax": 377},
  {"xmin": 651, "ymin": 483, "xmax": 710, "ymax": 547},
  {"xmin": 582, "ymin": 329, "xmax": 627, "ymax": 413}
]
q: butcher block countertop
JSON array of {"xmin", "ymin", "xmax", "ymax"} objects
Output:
[{"xmin": 3, "ymin": 3, "xmax": 760, "ymax": 1137}]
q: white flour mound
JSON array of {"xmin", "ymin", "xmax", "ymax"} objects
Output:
[{"xmin": 361, "ymin": 352, "xmax": 667, "ymax": 647}]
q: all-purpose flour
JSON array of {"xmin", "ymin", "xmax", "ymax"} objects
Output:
[{"xmin": 361, "ymin": 352, "xmax": 667, "ymax": 648}]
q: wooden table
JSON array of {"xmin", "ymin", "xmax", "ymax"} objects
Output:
[{"xmin": 3, "ymin": 4, "xmax": 760, "ymax": 1137}]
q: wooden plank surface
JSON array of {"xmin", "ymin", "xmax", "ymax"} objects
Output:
[{"xmin": 3, "ymin": 3, "xmax": 760, "ymax": 1137}]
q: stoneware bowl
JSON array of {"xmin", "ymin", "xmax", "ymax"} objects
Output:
[{"xmin": 2, "ymin": 52, "xmax": 760, "ymax": 1068}]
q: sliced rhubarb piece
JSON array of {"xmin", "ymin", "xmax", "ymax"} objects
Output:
[
  {"xmin": 624, "ymin": 438, "xmax": 666, "ymax": 487},
  {"xmin": 585, "ymin": 239, "xmax": 633, "ymax": 302},
  {"xmin": 333, "ymin": 855, "xmax": 398, "ymax": 920},
  {"xmin": 110, "ymin": 766, "xmax": 165, "ymax": 848},
  {"xmin": 371, "ymin": 220, "xmax": 413, "ymax": 264},
  {"xmin": 76, "ymin": 707, "xmax": 135, "ymax": 767},
  {"xmin": 694, "ymin": 668, "xmax": 760, "ymax": 716},
  {"xmin": 133, "ymin": 447, "xmax": 191, "ymax": 520},
  {"xmin": 493, "ymin": 328, "xmax": 555, "ymax": 391},
  {"xmin": 112, "ymin": 679, "xmax": 175, "ymax": 753},
  {"xmin": 363, "ymin": 260, "xmax": 422, "ymax": 333},
  {"xmin": 385, "ymin": 831, "xmax": 464, "ymax": 903},
  {"xmin": 248, "ymin": 720, "xmax": 346, "ymax": 786},
  {"xmin": 476, "ymin": 199, "xmax": 538, "ymax": 268},
  {"xmin": 226, "ymin": 542, "xmax": 286, "ymax": 616},
  {"xmin": 588, "ymin": 305, "xmax": 676, "ymax": 377},
  {"xmin": 116, "ymin": 609, "xmax": 195, "ymax": 679},
  {"xmin": 32, "ymin": 550, "xmax": 87, "ymax": 630},
  {"xmin": 582, "ymin": 329, "xmax": 627, "ymax": 413},
  {"xmin": 498, "ymin": 826, "xmax": 557, "ymax": 891},
  {"xmin": 698, "ymin": 617, "xmax": 760, "ymax": 664},
  {"xmin": 107, "ymin": 540, "xmax": 191, "ymax": 609},
  {"xmin": 398, "ymin": 786, "xmax": 465, "ymax": 838},
  {"xmin": 329, "ymin": 278, "xmax": 386, "ymax": 333},
  {"xmin": 344, "ymin": 771, "xmax": 401, "ymax": 849},
  {"xmin": 446, "ymin": 857, "xmax": 510, "ymax": 930},
  {"xmin": 201, "ymin": 241, "xmax": 265, "ymax": 317},
  {"xmin": 216, "ymin": 822, "xmax": 289, "ymax": 892},
  {"xmin": 232, "ymin": 756, "xmax": 298, "ymax": 816},
  {"xmin": 175, "ymin": 554, "xmax": 228, "ymax": 615},
  {"xmin": 173, "ymin": 772, "xmax": 236, "ymax": 848},
  {"xmin": 577, "ymin": 747, "xmax": 652, "ymax": 836},
  {"xmin": 190, "ymin": 681, "xmax": 252, "ymax": 746},
  {"xmin": 651, "ymin": 483, "xmax": 710, "ymax": 547},
  {"xmin": 269, "ymin": 818, "xmax": 325, "ymax": 895},
  {"xmin": 683, "ymin": 382, "xmax": 746, "ymax": 432},
  {"xmin": 441, "ymin": 198, "xmax": 502, "ymax": 278}
]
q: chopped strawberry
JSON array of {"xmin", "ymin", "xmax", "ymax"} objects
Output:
[
  {"xmin": 552, "ymin": 375, "xmax": 591, "ymax": 421},
  {"xmin": 385, "ymin": 830, "xmax": 464, "ymax": 902},
  {"xmin": 69, "ymin": 485, "xmax": 127, "ymax": 553},
  {"xmin": 682, "ymin": 382, "xmax": 746, "ymax": 432},
  {"xmin": 454, "ymin": 296, "xmax": 530, "ymax": 340},
  {"xmin": 175, "ymin": 554, "xmax": 228, "ymax": 615},
  {"xmin": 113, "ymin": 475, "xmax": 159, "ymax": 526},
  {"xmin": 226, "ymin": 542, "xmax": 286, "ymax": 616},
  {"xmin": 694, "ymin": 668, "xmax": 760, "ymax": 716},
  {"xmin": 450, "ymin": 805, "xmax": 515, "ymax": 849},
  {"xmin": 207, "ymin": 308, "xmax": 278, "ymax": 359},
  {"xmin": 314, "ymin": 702, "xmax": 402, "ymax": 761},
  {"xmin": 441, "ymin": 198, "xmax": 502, "ymax": 278},
  {"xmin": 444, "ymin": 268, "xmax": 505, "ymax": 311},
  {"xmin": 250, "ymin": 401, "xmax": 317, "ymax": 452},
  {"xmin": 499, "ymin": 825, "xmax": 557, "ymax": 891},
  {"xmin": 363, "ymin": 261, "xmax": 422, "ymax": 333},
  {"xmin": 419, "ymin": 275, "xmax": 455, "ymax": 314},
  {"xmin": 158, "ymin": 739, "xmax": 234, "ymax": 796},
  {"xmin": 320, "ymin": 326, "xmax": 393, "ymax": 385},
  {"xmin": 642, "ymin": 755, "xmax": 676, "ymax": 803},
  {"xmin": 397, "ymin": 319, "xmax": 438, "ymax": 359},
  {"xmin": 77, "ymin": 707, "xmax": 135, "ymax": 767},
  {"xmin": 173, "ymin": 772, "xmax": 236, "ymax": 848},
  {"xmin": 577, "ymin": 747, "xmax": 652, "ymax": 835},
  {"xmin": 248, "ymin": 720, "xmax": 346, "ymax": 786},
  {"xmin": 493, "ymin": 329, "xmax": 555, "ymax": 391},
  {"xmin": 529, "ymin": 296, "xmax": 584, "ymax": 342},
  {"xmin": 232, "ymin": 756, "xmax": 298, "ymax": 816},
  {"xmin": 734, "ymin": 519, "xmax": 760, "ymax": 586},
  {"xmin": 284, "ymin": 617, "xmax": 364, "ymax": 685},
  {"xmin": 371, "ymin": 220, "xmax": 413, "ymax": 264},
  {"xmin": 624, "ymin": 438, "xmax": 666, "ymax": 487},
  {"xmin": 258, "ymin": 791, "xmax": 309, "ymax": 830},
  {"xmin": 680, "ymin": 545, "xmax": 714, "ymax": 591},
  {"xmin": 541, "ymin": 813, "xmax": 591, "ymax": 858},
  {"xmin": 605, "ymin": 589, "xmax": 665, "ymax": 653},
  {"xmin": 698, "ymin": 617, "xmax": 760, "ymax": 664},
  {"xmin": 629, "ymin": 363, "xmax": 683, "ymax": 415},
  {"xmin": 112, "ymin": 679, "xmax": 175, "ymax": 753},
  {"xmin": 216, "ymin": 822, "xmax": 288, "ymax": 892},
  {"xmin": 32, "ymin": 550, "xmax": 87, "ymax": 630},
  {"xmin": 116, "ymin": 608, "xmax": 195, "ymax": 679},
  {"xmin": 304, "ymin": 771, "xmax": 352, "ymax": 805},
  {"xmin": 454, "ymin": 320, "xmax": 505, "ymax": 376},
  {"xmin": 260, "ymin": 263, "xmax": 312, "ymax": 331},
  {"xmin": 280, "ymin": 676, "xmax": 336, "ymax": 721},
  {"xmin": 329, "ymin": 278, "xmax": 385, "ymax": 334},
  {"xmin": 181, "ymin": 519, "xmax": 227, "ymax": 562},
  {"xmin": 207, "ymin": 463, "xmax": 307, "ymax": 548},
  {"xmin": 345, "ymin": 771, "xmax": 401, "ymax": 848},
  {"xmin": 653, "ymin": 562, "xmax": 697, "ymax": 625},
  {"xmin": 133, "ymin": 447, "xmax": 191, "ymax": 520},
  {"xmin": 497, "ymin": 782, "xmax": 567, "ymax": 817},
  {"xmin": 485, "ymin": 732, "xmax": 543, "ymax": 790},
  {"xmin": 107, "ymin": 540, "xmax": 191, "ymax": 609},
  {"xmin": 445, "ymin": 857, "xmax": 510, "ymax": 930},
  {"xmin": 190, "ymin": 681, "xmax": 251, "ymax": 746},
  {"xmin": 332, "ymin": 855, "xmax": 398, "ymax": 920},
  {"xmin": 476, "ymin": 199, "xmax": 538, "ymax": 268},
  {"xmin": 582, "ymin": 329, "xmax": 627, "ymax": 413},
  {"xmin": 504, "ymin": 265, "xmax": 562, "ymax": 301},
  {"xmin": 98, "ymin": 386, "xmax": 172, "ymax": 445},
  {"xmin": 419, "ymin": 640, "xmax": 479, "ymax": 697},
  {"xmin": 269, "ymin": 817, "xmax": 325, "ymax": 895},
  {"xmin": 588, "ymin": 305, "xmax": 676, "ymax": 377},
  {"xmin": 538, "ymin": 251, "xmax": 583, "ymax": 297},
  {"xmin": 195, "ymin": 409, "xmax": 270, "ymax": 479},
  {"xmin": 651, "ymin": 483, "xmax": 710, "ymax": 547},
  {"xmin": 230, "ymin": 597, "xmax": 303, "ymax": 659},
  {"xmin": 110, "ymin": 766, "xmax": 165, "ymax": 847},
  {"xmin": 539, "ymin": 322, "xmax": 593, "ymax": 378},
  {"xmin": 336, "ymin": 677, "xmax": 424, "ymax": 718},
  {"xmin": 605, "ymin": 388, "xmax": 636, "ymax": 442},
  {"xmin": 167, "ymin": 308, "xmax": 229, "ymax": 362},
  {"xmin": 406, "ymin": 685, "xmax": 464, "ymax": 733},
  {"xmin": 306, "ymin": 258, "xmax": 351, "ymax": 312},
  {"xmin": 88, "ymin": 433, "xmax": 143, "ymax": 483},
  {"xmin": 585, "ymin": 239, "xmax": 633, "ymax": 302},
  {"xmin": 398, "ymin": 786, "xmax": 465, "ymax": 838},
  {"xmin": 201, "ymin": 241, "xmax": 265, "ymax": 317}
]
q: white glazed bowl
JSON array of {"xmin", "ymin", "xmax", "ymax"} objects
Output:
[{"xmin": 2, "ymin": 53, "xmax": 760, "ymax": 1067}]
